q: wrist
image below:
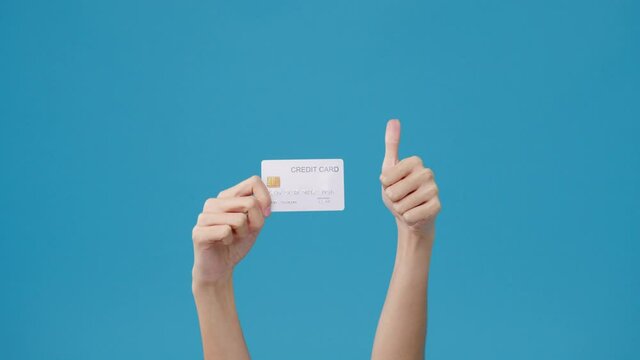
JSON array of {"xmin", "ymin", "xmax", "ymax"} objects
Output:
[
  {"xmin": 192, "ymin": 269, "xmax": 234, "ymax": 298},
  {"xmin": 396, "ymin": 219, "xmax": 434, "ymax": 246},
  {"xmin": 395, "ymin": 221, "xmax": 434, "ymax": 263}
]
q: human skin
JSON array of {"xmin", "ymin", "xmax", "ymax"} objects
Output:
[
  {"xmin": 371, "ymin": 119, "xmax": 441, "ymax": 360},
  {"xmin": 191, "ymin": 176, "xmax": 271, "ymax": 360},
  {"xmin": 191, "ymin": 120, "xmax": 440, "ymax": 359}
]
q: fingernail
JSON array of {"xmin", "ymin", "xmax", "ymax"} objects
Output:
[{"xmin": 264, "ymin": 206, "xmax": 271, "ymax": 217}]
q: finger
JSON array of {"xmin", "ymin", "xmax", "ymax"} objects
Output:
[
  {"xmin": 246, "ymin": 201, "xmax": 265, "ymax": 232},
  {"xmin": 382, "ymin": 119, "xmax": 401, "ymax": 170},
  {"xmin": 402, "ymin": 198, "xmax": 441, "ymax": 226},
  {"xmin": 384, "ymin": 168, "xmax": 432, "ymax": 202},
  {"xmin": 393, "ymin": 184, "xmax": 438, "ymax": 214},
  {"xmin": 197, "ymin": 213, "xmax": 249, "ymax": 238},
  {"xmin": 218, "ymin": 176, "xmax": 272, "ymax": 216},
  {"xmin": 203, "ymin": 196, "xmax": 259, "ymax": 214},
  {"xmin": 204, "ymin": 196, "xmax": 265, "ymax": 232},
  {"xmin": 192, "ymin": 225, "xmax": 233, "ymax": 245},
  {"xmin": 380, "ymin": 156, "xmax": 425, "ymax": 187}
]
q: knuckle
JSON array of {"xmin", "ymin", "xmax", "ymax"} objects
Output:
[
  {"xmin": 240, "ymin": 213, "xmax": 249, "ymax": 224},
  {"xmin": 250, "ymin": 175, "xmax": 261, "ymax": 184},
  {"xmin": 424, "ymin": 185, "xmax": 437, "ymax": 198},
  {"xmin": 393, "ymin": 203, "xmax": 404, "ymax": 214},
  {"xmin": 203, "ymin": 198, "xmax": 216, "ymax": 211},
  {"xmin": 434, "ymin": 198, "xmax": 442, "ymax": 212},
  {"xmin": 410, "ymin": 155, "xmax": 423, "ymax": 166},
  {"xmin": 422, "ymin": 168, "xmax": 434, "ymax": 179},
  {"xmin": 385, "ymin": 188, "xmax": 396, "ymax": 201},
  {"xmin": 236, "ymin": 214, "xmax": 248, "ymax": 227},
  {"xmin": 218, "ymin": 185, "xmax": 234, "ymax": 197},
  {"xmin": 248, "ymin": 196, "xmax": 259, "ymax": 208},
  {"xmin": 220, "ymin": 225, "xmax": 232, "ymax": 238},
  {"xmin": 191, "ymin": 226, "xmax": 201, "ymax": 242},
  {"xmin": 380, "ymin": 171, "xmax": 392, "ymax": 185},
  {"xmin": 197, "ymin": 213, "xmax": 205, "ymax": 224}
]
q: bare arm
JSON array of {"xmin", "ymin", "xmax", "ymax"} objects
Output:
[
  {"xmin": 372, "ymin": 120, "xmax": 441, "ymax": 360},
  {"xmin": 191, "ymin": 176, "xmax": 272, "ymax": 360},
  {"xmin": 193, "ymin": 275, "xmax": 250, "ymax": 360}
]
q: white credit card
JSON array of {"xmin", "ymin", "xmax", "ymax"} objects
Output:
[{"xmin": 261, "ymin": 159, "xmax": 345, "ymax": 212}]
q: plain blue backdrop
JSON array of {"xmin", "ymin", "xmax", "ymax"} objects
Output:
[{"xmin": 1, "ymin": 0, "xmax": 639, "ymax": 359}]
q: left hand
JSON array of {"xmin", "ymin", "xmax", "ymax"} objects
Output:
[{"xmin": 380, "ymin": 119, "xmax": 441, "ymax": 237}]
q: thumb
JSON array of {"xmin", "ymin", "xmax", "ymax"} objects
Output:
[{"xmin": 382, "ymin": 119, "xmax": 401, "ymax": 170}]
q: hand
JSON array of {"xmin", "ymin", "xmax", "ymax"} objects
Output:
[
  {"xmin": 192, "ymin": 175, "xmax": 271, "ymax": 287},
  {"xmin": 380, "ymin": 119, "xmax": 441, "ymax": 239}
]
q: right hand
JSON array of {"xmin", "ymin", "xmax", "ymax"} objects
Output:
[
  {"xmin": 380, "ymin": 120, "xmax": 441, "ymax": 240},
  {"xmin": 192, "ymin": 175, "xmax": 272, "ymax": 286}
]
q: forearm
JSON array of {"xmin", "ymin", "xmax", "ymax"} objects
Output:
[
  {"xmin": 193, "ymin": 274, "xmax": 250, "ymax": 360},
  {"xmin": 372, "ymin": 224, "xmax": 434, "ymax": 360}
]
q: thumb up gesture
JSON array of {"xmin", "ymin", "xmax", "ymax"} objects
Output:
[{"xmin": 380, "ymin": 119, "xmax": 441, "ymax": 238}]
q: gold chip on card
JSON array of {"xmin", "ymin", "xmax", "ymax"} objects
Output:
[{"xmin": 266, "ymin": 176, "xmax": 281, "ymax": 188}]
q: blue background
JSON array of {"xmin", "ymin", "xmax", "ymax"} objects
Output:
[{"xmin": 1, "ymin": 0, "xmax": 639, "ymax": 359}]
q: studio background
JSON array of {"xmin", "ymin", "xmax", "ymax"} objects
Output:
[{"xmin": 1, "ymin": 0, "xmax": 639, "ymax": 359}]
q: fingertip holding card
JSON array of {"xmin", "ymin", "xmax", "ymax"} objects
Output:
[{"xmin": 261, "ymin": 159, "xmax": 345, "ymax": 212}]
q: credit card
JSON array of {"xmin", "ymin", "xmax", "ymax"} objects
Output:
[{"xmin": 261, "ymin": 159, "xmax": 345, "ymax": 212}]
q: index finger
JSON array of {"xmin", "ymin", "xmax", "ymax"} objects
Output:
[{"xmin": 218, "ymin": 175, "xmax": 272, "ymax": 216}]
